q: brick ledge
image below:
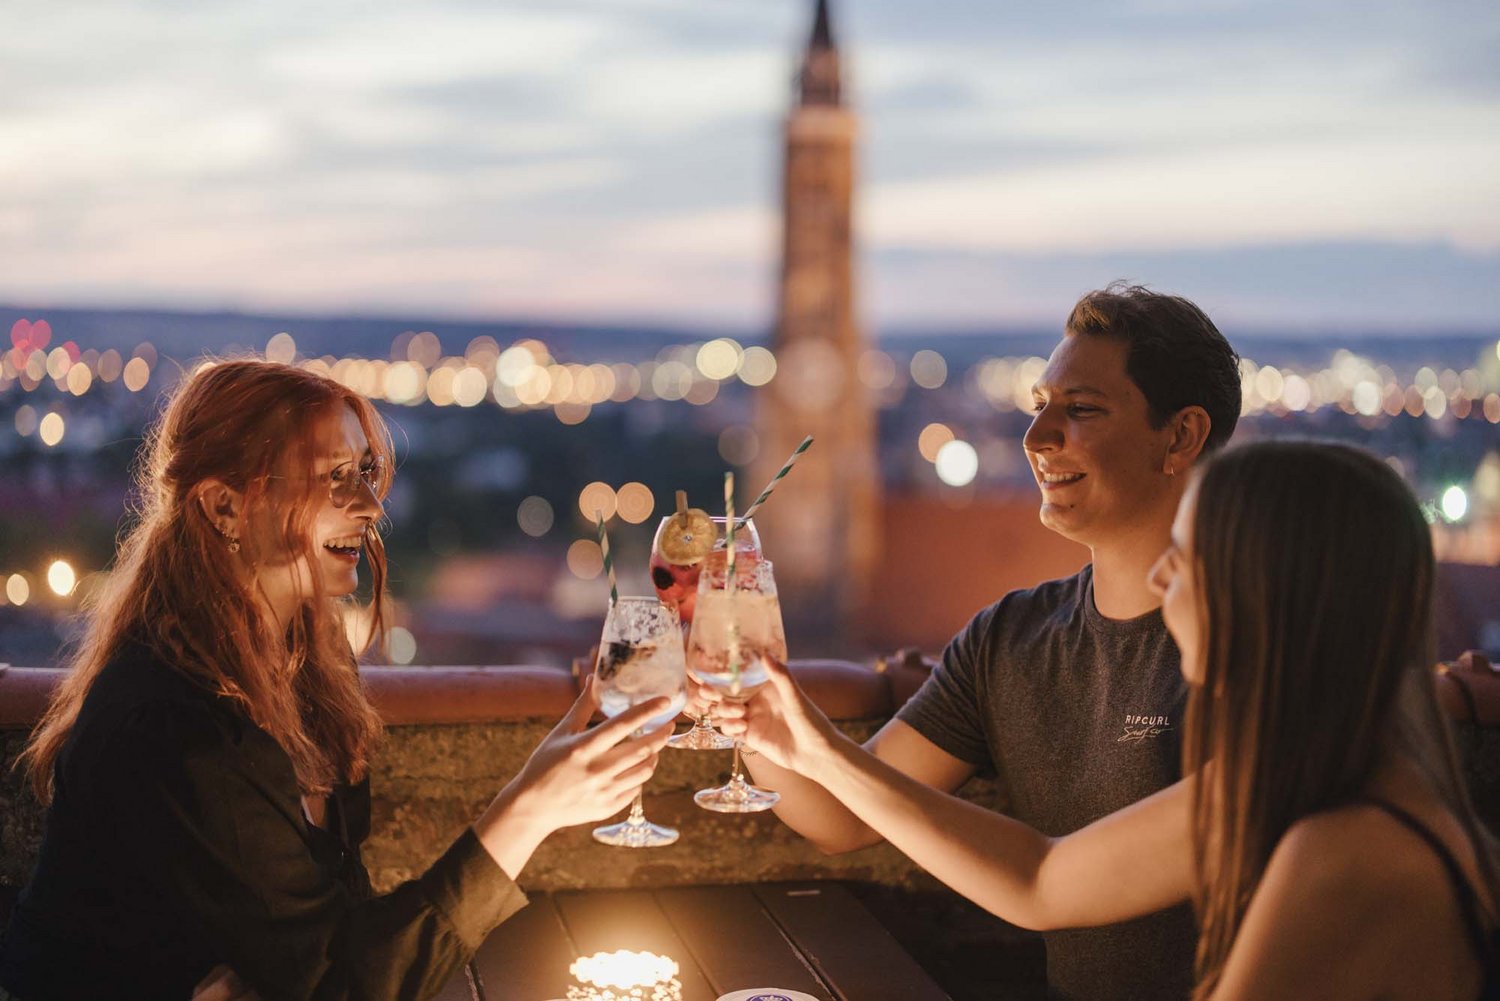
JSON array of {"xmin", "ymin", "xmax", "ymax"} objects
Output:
[{"xmin": 0, "ymin": 658, "xmax": 930, "ymax": 728}]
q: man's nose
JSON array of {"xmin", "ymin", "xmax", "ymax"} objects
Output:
[{"xmin": 1023, "ymin": 404, "xmax": 1062, "ymax": 454}]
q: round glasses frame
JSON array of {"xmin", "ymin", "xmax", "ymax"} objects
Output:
[{"xmin": 326, "ymin": 455, "xmax": 387, "ymax": 507}]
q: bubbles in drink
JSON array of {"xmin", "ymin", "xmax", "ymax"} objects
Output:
[
  {"xmin": 595, "ymin": 638, "xmax": 687, "ymax": 733},
  {"xmin": 687, "ymin": 588, "xmax": 786, "ymax": 699},
  {"xmin": 691, "ymin": 655, "xmax": 771, "ymax": 699}
]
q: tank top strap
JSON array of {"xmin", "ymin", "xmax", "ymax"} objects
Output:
[{"xmin": 1355, "ymin": 797, "xmax": 1497, "ymax": 976}]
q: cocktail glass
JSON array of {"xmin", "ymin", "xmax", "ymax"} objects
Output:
[
  {"xmin": 590, "ymin": 596, "xmax": 688, "ymax": 848},
  {"xmin": 687, "ymin": 554, "xmax": 785, "ymax": 813},
  {"xmin": 652, "ymin": 516, "xmax": 759, "ymax": 751}
]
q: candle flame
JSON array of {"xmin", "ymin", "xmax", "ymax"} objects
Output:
[{"xmin": 569, "ymin": 950, "xmax": 679, "ymax": 989}]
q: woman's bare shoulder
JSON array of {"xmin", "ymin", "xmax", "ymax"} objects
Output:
[
  {"xmin": 1272, "ymin": 804, "xmax": 1482, "ymax": 930},
  {"xmin": 1276, "ymin": 801, "xmax": 1458, "ymax": 890}
]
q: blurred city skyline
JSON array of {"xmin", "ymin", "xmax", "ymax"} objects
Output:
[{"xmin": 3, "ymin": 0, "xmax": 1498, "ymax": 333}]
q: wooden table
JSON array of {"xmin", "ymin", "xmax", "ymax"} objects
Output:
[{"xmin": 434, "ymin": 881, "xmax": 952, "ymax": 1001}]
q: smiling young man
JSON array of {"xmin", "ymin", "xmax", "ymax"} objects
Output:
[{"xmin": 735, "ymin": 284, "xmax": 1242, "ymax": 1001}]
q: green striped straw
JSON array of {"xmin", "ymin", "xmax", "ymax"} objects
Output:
[
  {"xmin": 724, "ymin": 472, "xmax": 741, "ymax": 684},
  {"xmin": 594, "ymin": 509, "xmax": 617, "ymax": 607},
  {"xmin": 724, "ymin": 471, "xmax": 737, "ymax": 587},
  {"xmin": 738, "ymin": 434, "xmax": 814, "ymax": 528}
]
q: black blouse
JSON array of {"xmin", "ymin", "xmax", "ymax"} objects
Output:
[{"xmin": 0, "ymin": 642, "xmax": 526, "ymax": 1000}]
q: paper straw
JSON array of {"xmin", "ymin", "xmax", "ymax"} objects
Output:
[
  {"xmin": 724, "ymin": 472, "xmax": 740, "ymax": 683},
  {"xmin": 738, "ymin": 434, "xmax": 814, "ymax": 527},
  {"xmin": 594, "ymin": 509, "xmax": 617, "ymax": 607},
  {"xmin": 723, "ymin": 472, "xmax": 737, "ymax": 591}
]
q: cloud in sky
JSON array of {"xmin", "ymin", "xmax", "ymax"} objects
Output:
[{"xmin": 2, "ymin": 0, "xmax": 1497, "ymax": 331}]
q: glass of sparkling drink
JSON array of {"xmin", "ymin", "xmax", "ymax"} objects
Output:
[
  {"xmin": 687, "ymin": 554, "xmax": 786, "ymax": 812},
  {"xmin": 652, "ymin": 516, "xmax": 759, "ymax": 751},
  {"xmin": 590, "ymin": 596, "xmax": 688, "ymax": 848},
  {"xmin": 649, "ymin": 516, "xmax": 760, "ymax": 626}
]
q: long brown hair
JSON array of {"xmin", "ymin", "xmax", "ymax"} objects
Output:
[
  {"xmin": 22, "ymin": 359, "xmax": 392, "ymax": 800},
  {"xmin": 1183, "ymin": 439, "xmax": 1494, "ymax": 997}
]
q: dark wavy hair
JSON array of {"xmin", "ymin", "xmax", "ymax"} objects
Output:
[{"xmin": 1067, "ymin": 282, "xmax": 1241, "ymax": 452}]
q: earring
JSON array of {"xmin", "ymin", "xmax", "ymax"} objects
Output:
[{"xmin": 212, "ymin": 522, "xmax": 241, "ymax": 553}]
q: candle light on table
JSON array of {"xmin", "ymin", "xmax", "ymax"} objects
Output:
[{"xmin": 566, "ymin": 950, "xmax": 683, "ymax": 1001}]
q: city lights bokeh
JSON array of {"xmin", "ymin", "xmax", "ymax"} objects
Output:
[
  {"xmin": 4, "ymin": 318, "xmax": 1498, "ymax": 444},
  {"xmin": 45, "ymin": 560, "xmax": 76, "ymax": 597},
  {"xmin": 1442, "ymin": 486, "xmax": 1469, "ymax": 523},
  {"xmin": 3, "ymin": 315, "xmax": 1498, "ymax": 665}
]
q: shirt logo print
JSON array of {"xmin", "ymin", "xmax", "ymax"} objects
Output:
[{"xmin": 1118, "ymin": 713, "xmax": 1172, "ymax": 744}]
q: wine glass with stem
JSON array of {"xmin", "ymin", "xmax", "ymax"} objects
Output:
[
  {"xmin": 590, "ymin": 596, "xmax": 689, "ymax": 847},
  {"xmin": 651, "ymin": 516, "xmax": 760, "ymax": 751},
  {"xmin": 687, "ymin": 554, "xmax": 785, "ymax": 812}
]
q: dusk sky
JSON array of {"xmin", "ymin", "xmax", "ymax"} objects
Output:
[{"xmin": 3, "ymin": 0, "xmax": 1498, "ymax": 334}]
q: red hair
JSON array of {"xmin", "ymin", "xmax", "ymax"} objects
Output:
[{"xmin": 23, "ymin": 359, "xmax": 392, "ymax": 800}]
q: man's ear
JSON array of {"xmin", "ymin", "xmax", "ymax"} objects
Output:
[
  {"xmin": 1164, "ymin": 406, "xmax": 1212, "ymax": 475},
  {"xmin": 195, "ymin": 479, "xmax": 245, "ymax": 539}
]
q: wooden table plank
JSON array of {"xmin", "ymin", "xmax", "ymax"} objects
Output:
[
  {"xmin": 472, "ymin": 883, "xmax": 951, "ymax": 1001},
  {"xmin": 471, "ymin": 894, "xmax": 577, "ymax": 1001},
  {"xmin": 655, "ymin": 885, "xmax": 835, "ymax": 1001},
  {"xmin": 754, "ymin": 882, "xmax": 952, "ymax": 1001},
  {"xmin": 553, "ymin": 889, "xmax": 719, "ymax": 1001}
]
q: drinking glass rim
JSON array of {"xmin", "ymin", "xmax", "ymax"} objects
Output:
[
  {"xmin": 695, "ymin": 554, "xmax": 775, "ymax": 593},
  {"xmin": 652, "ymin": 514, "xmax": 760, "ymax": 539},
  {"xmin": 653, "ymin": 515, "xmax": 759, "ymax": 523},
  {"xmin": 597, "ymin": 595, "xmax": 685, "ymax": 647}
]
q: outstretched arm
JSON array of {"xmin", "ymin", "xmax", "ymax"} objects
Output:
[
  {"xmin": 718, "ymin": 657, "xmax": 1195, "ymax": 930},
  {"xmin": 739, "ymin": 717, "xmax": 977, "ymax": 854},
  {"xmin": 103, "ymin": 680, "xmax": 670, "ymax": 1001}
]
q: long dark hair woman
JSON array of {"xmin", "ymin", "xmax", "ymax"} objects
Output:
[
  {"xmin": 0, "ymin": 359, "xmax": 670, "ymax": 1001},
  {"xmin": 718, "ymin": 439, "xmax": 1500, "ymax": 999}
]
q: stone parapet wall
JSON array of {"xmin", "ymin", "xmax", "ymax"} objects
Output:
[
  {"xmin": 362, "ymin": 716, "xmax": 997, "ymax": 894},
  {"xmin": 7, "ymin": 655, "xmax": 1497, "ymax": 895},
  {"xmin": 0, "ymin": 729, "xmax": 43, "ymax": 890},
  {"xmin": 0, "ymin": 658, "xmax": 979, "ymax": 895}
]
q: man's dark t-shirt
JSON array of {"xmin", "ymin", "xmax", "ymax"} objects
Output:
[{"xmin": 896, "ymin": 565, "xmax": 1196, "ymax": 1001}]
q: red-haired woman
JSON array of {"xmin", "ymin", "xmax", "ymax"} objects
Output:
[
  {"xmin": 0, "ymin": 359, "xmax": 670, "ymax": 1000},
  {"xmin": 719, "ymin": 440, "xmax": 1499, "ymax": 1000}
]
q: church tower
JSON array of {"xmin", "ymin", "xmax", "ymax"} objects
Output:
[{"xmin": 752, "ymin": 0, "xmax": 880, "ymax": 641}]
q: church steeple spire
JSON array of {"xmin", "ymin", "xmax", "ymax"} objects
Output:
[
  {"xmin": 798, "ymin": 0, "xmax": 841, "ymax": 106},
  {"xmin": 811, "ymin": 0, "xmax": 834, "ymax": 50},
  {"xmin": 758, "ymin": 0, "xmax": 878, "ymax": 643}
]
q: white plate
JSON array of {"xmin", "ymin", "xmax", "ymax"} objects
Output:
[{"xmin": 716, "ymin": 991, "xmax": 822, "ymax": 1001}]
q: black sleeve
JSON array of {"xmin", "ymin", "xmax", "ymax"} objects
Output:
[
  {"xmin": 894, "ymin": 602, "xmax": 997, "ymax": 767},
  {"xmin": 93, "ymin": 700, "xmax": 526, "ymax": 1001}
]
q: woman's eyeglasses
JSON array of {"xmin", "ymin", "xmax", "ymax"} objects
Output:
[{"xmin": 327, "ymin": 455, "xmax": 387, "ymax": 507}]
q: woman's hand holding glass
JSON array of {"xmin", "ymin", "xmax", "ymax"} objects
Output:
[
  {"xmin": 588, "ymin": 595, "xmax": 689, "ymax": 846},
  {"xmin": 473, "ymin": 677, "xmax": 672, "ymax": 875}
]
